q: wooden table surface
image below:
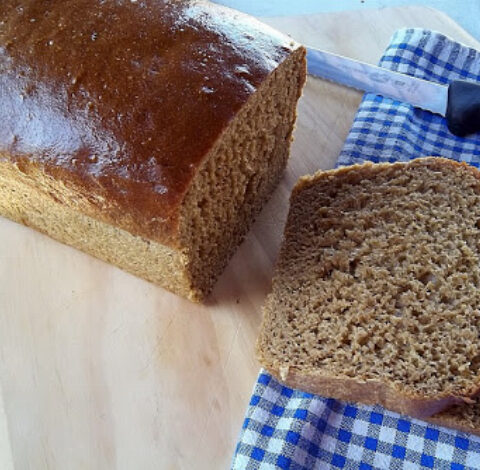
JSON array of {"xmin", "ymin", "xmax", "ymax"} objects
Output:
[{"xmin": 1, "ymin": 6, "xmax": 479, "ymax": 470}]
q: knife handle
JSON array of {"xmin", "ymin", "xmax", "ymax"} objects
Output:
[{"xmin": 447, "ymin": 80, "xmax": 480, "ymax": 137}]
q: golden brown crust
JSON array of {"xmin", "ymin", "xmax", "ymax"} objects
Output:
[
  {"xmin": 263, "ymin": 366, "xmax": 473, "ymax": 419},
  {"xmin": 294, "ymin": 157, "xmax": 480, "ymax": 196},
  {"xmin": 290, "ymin": 156, "xmax": 480, "ymax": 200},
  {"xmin": 0, "ymin": 159, "xmax": 198, "ymax": 300},
  {"xmin": 0, "ymin": 0, "xmax": 300, "ymax": 246},
  {"xmin": 262, "ymin": 363, "xmax": 480, "ymax": 435}
]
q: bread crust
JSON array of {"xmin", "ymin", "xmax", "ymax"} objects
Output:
[
  {"xmin": 294, "ymin": 157, "xmax": 480, "ymax": 196},
  {"xmin": 0, "ymin": 0, "xmax": 300, "ymax": 247},
  {"xmin": 261, "ymin": 363, "xmax": 480, "ymax": 435},
  {"xmin": 263, "ymin": 366, "xmax": 475, "ymax": 419}
]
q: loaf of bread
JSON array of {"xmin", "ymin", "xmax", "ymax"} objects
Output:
[
  {"xmin": 0, "ymin": 0, "xmax": 306, "ymax": 301},
  {"xmin": 257, "ymin": 157, "xmax": 480, "ymax": 422}
]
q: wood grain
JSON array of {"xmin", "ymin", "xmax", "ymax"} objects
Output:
[{"xmin": 1, "ymin": 6, "xmax": 479, "ymax": 470}]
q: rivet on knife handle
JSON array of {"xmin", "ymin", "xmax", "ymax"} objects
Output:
[{"xmin": 447, "ymin": 80, "xmax": 480, "ymax": 137}]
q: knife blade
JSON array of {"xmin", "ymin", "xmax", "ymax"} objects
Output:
[{"xmin": 306, "ymin": 47, "xmax": 480, "ymax": 137}]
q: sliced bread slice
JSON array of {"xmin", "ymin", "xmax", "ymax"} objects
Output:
[{"xmin": 257, "ymin": 157, "xmax": 480, "ymax": 419}]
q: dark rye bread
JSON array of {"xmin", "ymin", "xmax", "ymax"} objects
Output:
[
  {"xmin": 0, "ymin": 0, "xmax": 306, "ymax": 302},
  {"xmin": 257, "ymin": 157, "xmax": 480, "ymax": 421}
]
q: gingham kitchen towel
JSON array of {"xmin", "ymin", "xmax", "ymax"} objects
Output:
[{"xmin": 231, "ymin": 28, "xmax": 480, "ymax": 470}]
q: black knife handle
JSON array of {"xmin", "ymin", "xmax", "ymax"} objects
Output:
[{"xmin": 447, "ymin": 79, "xmax": 480, "ymax": 137}]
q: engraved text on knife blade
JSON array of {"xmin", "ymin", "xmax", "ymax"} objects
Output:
[{"xmin": 307, "ymin": 48, "xmax": 448, "ymax": 116}]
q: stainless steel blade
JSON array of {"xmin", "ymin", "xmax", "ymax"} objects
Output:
[{"xmin": 307, "ymin": 48, "xmax": 448, "ymax": 116}]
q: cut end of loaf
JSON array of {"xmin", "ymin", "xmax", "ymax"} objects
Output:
[
  {"xmin": 258, "ymin": 157, "xmax": 480, "ymax": 415},
  {"xmin": 179, "ymin": 47, "xmax": 306, "ymax": 301}
]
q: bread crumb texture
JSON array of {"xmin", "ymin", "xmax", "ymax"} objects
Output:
[
  {"xmin": 179, "ymin": 49, "xmax": 305, "ymax": 300},
  {"xmin": 258, "ymin": 157, "xmax": 480, "ymax": 405}
]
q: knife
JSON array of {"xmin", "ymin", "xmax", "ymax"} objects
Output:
[{"xmin": 307, "ymin": 48, "xmax": 480, "ymax": 137}]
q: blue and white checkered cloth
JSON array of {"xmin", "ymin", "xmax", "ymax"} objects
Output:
[{"xmin": 231, "ymin": 28, "xmax": 480, "ymax": 470}]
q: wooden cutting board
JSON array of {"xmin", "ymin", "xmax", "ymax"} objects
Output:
[{"xmin": 1, "ymin": 6, "xmax": 479, "ymax": 470}]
